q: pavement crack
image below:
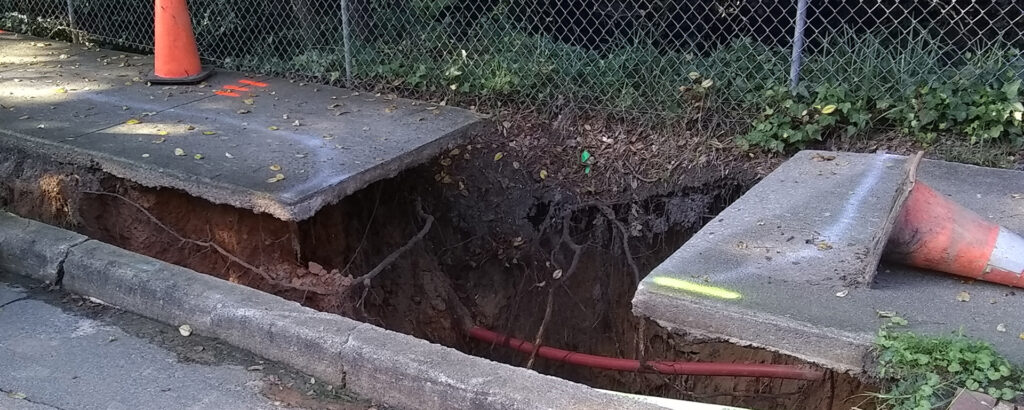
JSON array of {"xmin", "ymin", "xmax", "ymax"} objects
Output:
[
  {"xmin": 0, "ymin": 296, "xmax": 29, "ymax": 309},
  {"xmin": 0, "ymin": 387, "xmax": 66, "ymax": 410},
  {"xmin": 54, "ymin": 239, "xmax": 91, "ymax": 287}
]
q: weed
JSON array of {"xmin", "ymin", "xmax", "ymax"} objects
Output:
[{"xmin": 873, "ymin": 317, "xmax": 1024, "ymax": 410}]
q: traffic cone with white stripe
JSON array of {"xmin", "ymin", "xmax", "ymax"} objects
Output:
[{"xmin": 885, "ymin": 181, "xmax": 1024, "ymax": 288}]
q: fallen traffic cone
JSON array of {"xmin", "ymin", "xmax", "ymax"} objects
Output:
[
  {"xmin": 147, "ymin": 0, "xmax": 212, "ymax": 84},
  {"xmin": 885, "ymin": 181, "xmax": 1024, "ymax": 288}
]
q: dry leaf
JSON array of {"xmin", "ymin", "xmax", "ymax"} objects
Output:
[
  {"xmin": 236, "ymin": 109, "xmax": 250, "ymax": 114},
  {"xmin": 152, "ymin": 137, "xmax": 165, "ymax": 144},
  {"xmin": 494, "ymin": 152, "xmax": 504, "ymax": 161},
  {"xmin": 956, "ymin": 291, "xmax": 971, "ymax": 302},
  {"xmin": 125, "ymin": 118, "xmax": 141, "ymax": 125},
  {"xmin": 269, "ymin": 126, "xmax": 279, "ymax": 131},
  {"xmin": 269, "ymin": 164, "xmax": 282, "ymax": 171},
  {"xmin": 193, "ymin": 154, "xmax": 203, "ymax": 160},
  {"xmin": 997, "ymin": 323, "xmax": 1007, "ymax": 332},
  {"xmin": 174, "ymin": 148, "xmax": 185, "ymax": 156},
  {"xmin": 7, "ymin": 392, "xmax": 26, "ymax": 399},
  {"xmin": 178, "ymin": 324, "xmax": 192, "ymax": 336},
  {"xmin": 186, "ymin": 125, "xmax": 196, "ymax": 131},
  {"xmin": 225, "ymin": 152, "xmax": 234, "ymax": 158},
  {"xmin": 552, "ymin": 269, "xmax": 563, "ymax": 280},
  {"xmin": 835, "ymin": 289, "xmax": 849, "ymax": 298},
  {"xmin": 202, "ymin": 131, "xmax": 216, "ymax": 135},
  {"xmin": 157, "ymin": 130, "xmax": 169, "ymax": 136},
  {"xmin": 266, "ymin": 173, "xmax": 285, "ymax": 183},
  {"xmin": 243, "ymin": 98, "xmax": 255, "ymax": 105},
  {"xmin": 54, "ymin": 87, "xmax": 67, "ymax": 94},
  {"xmin": 141, "ymin": 153, "xmax": 150, "ymax": 158},
  {"xmin": 449, "ymin": 148, "xmax": 461, "ymax": 156},
  {"xmin": 539, "ymin": 169, "xmax": 548, "ymax": 180}
]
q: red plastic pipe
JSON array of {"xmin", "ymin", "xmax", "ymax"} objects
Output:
[{"xmin": 469, "ymin": 326, "xmax": 824, "ymax": 381}]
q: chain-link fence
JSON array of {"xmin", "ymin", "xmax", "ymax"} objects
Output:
[{"xmin": 2, "ymin": 0, "xmax": 1023, "ymax": 116}]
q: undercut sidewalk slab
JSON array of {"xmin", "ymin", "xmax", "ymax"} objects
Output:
[
  {"xmin": 634, "ymin": 151, "xmax": 1024, "ymax": 372},
  {"xmin": 0, "ymin": 32, "xmax": 483, "ymax": 220}
]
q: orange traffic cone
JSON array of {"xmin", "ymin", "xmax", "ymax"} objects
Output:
[
  {"xmin": 885, "ymin": 181, "xmax": 1024, "ymax": 288},
  {"xmin": 147, "ymin": 0, "xmax": 212, "ymax": 84}
]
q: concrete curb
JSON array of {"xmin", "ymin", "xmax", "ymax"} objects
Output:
[{"xmin": 0, "ymin": 212, "xmax": 657, "ymax": 410}]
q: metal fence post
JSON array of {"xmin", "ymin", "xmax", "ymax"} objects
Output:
[
  {"xmin": 341, "ymin": 0, "xmax": 353, "ymax": 88},
  {"xmin": 64, "ymin": 0, "xmax": 79, "ymax": 43},
  {"xmin": 789, "ymin": 0, "xmax": 810, "ymax": 90}
]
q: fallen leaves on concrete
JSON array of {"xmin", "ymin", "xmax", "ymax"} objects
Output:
[
  {"xmin": 178, "ymin": 324, "xmax": 192, "ymax": 337},
  {"xmin": 956, "ymin": 291, "xmax": 971, "ymax": 302}
]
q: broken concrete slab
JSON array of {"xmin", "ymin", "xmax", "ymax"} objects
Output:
[
  {"xmin": 634, "ymin": 151, "xmax": 1024, "ymax": 372},
  {"xmin": 0, "ymin": 34, "xmax": 483, "ymax": 221},
  {"xmin": 56, "ymin": 238, "xmax": 655, "ymax": 409},
  {"xmin": 0, "ymin": 212, "xmax": 86, "ymax": 284}
]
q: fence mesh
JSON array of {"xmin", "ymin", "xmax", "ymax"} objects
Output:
[{"xmin": 2, "ymin": 0, "xmax": 1023, "ymax": 116}]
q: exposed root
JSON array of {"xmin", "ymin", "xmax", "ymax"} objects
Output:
[
  {"xmin": 352, "ymin": 199, "xmax": 434, "ymax": 288},
  {"xmin": 82, "ymin": 190, "xmax": 330, "ymax": 295},
  {"xmin": 597, "ymin": 205, "xmax": 641, "ymax": 284},
  {"xmin": 527, "ymin": 219, "xmax": 585, "ymax": 368}
]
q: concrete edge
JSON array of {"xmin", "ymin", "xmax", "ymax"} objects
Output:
[
  {"xmin": 0, "ymin": 212, "xmax": 87, "ymax": 284},
  {"xmin": 0, "ymin": 212, "xmax": 657, "ymax": 410},
  {"xmin": 0, "ymin": 101, "xmax": 484, "ymax": 223},
  {"xmin": 282, "ymin": 117, "xmax": 487, "ymax": 220},
  {"xmin": 632, "ymin": 286, "xmax": 874, "ymax": 374}
]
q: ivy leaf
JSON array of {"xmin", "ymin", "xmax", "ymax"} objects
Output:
[{"xmin": 1003, "ymin": 80, "xmax": 1021, "ymax": 98}]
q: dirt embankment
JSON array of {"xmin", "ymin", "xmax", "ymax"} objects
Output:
[{"xmin": 0, "ymin": 113, "xmax": 874, "ymax": 409}]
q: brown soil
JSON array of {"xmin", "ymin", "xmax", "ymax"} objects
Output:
[{"xmin": 0, "ymin": 113, "xmax": 877, "ymax": 410}]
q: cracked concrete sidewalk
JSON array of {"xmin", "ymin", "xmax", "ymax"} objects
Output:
[{"xmin": 0, "ymin": 272, "xmax": 375, "ymax": 410}]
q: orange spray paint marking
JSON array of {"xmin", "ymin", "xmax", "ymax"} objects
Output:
[
  {"xmin": 223, "ymin": 85, "xmax": 250, "ymax": 91},
  {"xmin": 238, "ymin": 79, "xmax": 269, "ymax": 87},
  {"xmin": 214, "ymin": 90, "xmax": 241, "ymax": 97}
]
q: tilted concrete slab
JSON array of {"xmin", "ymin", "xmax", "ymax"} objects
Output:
[
  {"xmin": 0, "ymin": 33, "xmax": 483, "ymax": 220},
  {"xmin": 634, "ymin": 151, "xmax": 1024, "ymax": 372}
]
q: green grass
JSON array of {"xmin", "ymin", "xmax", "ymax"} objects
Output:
[{"xmin": 873, "ymin": 317, "xmax": 1024, "ymax": 410}]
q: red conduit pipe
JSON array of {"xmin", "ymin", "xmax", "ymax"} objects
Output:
[{"xmin": 469, "ymin": 326, "xmax": 824, "ymax": 381}]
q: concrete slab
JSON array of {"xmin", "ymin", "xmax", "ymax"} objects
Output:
[
  {"xmin": 634, "ymin": 151, "xmax": 1024, "ymax": 372},
  {"xmin": 0, "ymin": 274, "xmax": 372, "ymax": 410},
  {"xmin": 0, "ymin": 34, "xmax": 483, "ymax": 220},
  {"xmin": 0, "ymin": 32, "xmax": 90, "ymax": 72}
]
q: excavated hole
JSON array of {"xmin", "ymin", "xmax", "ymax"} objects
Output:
[{"xmin": 0, "ymin": 146, "xmax": 877, "ymax": 410}]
